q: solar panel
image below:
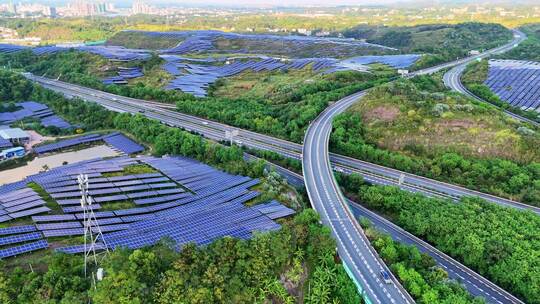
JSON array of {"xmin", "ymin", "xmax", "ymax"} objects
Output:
[
  {"xmin": 5, "ymin": 199, "xmax": 45, "ymax": 213},
  {"xmin": 32, "ymin": 214, "xmax": 77, "ymax": 222},
  {"xmin": 62, "ymin": 204, "xmax": 101, "ymax": 213},
  {"xmin": 56, "ymin": 242, "xmax": 106, "ymax": 254},
  {"xmin": 0, "ymin": 240, "xmax": 49, "ymax": 259},
  {"xmin": 9, "ymin": 206, "xmax": 51, "ymax": 219},
  {"xmin": 36, "ymin": 222, "xmax": 82, "ymax": 230},
  {"xmin": 0, "ymin": 232, "xmax": 43, "ymax": 246},
  {"xmin": 74, "ymin": 211, "xmax": 116, "ymax": 220},
  {"xmin": 0, "ymin": 225, "xmax": 37, "ymax": 236},
  {"xmin": 0, "ymin": 215, "xmax": 12, "ymax": 222},
  {"xmin": 42, "ymin": 228, "xmax": 85, "ymax": 237}
]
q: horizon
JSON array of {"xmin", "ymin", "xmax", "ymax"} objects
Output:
[{"xmin": 1, "ymin": 0, "xmax": 539, "ymax": 8}]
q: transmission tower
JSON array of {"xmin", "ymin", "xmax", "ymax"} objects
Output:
[{"xmin": 78, "ymin": 174, "xmax": 109, "ymax": 278}]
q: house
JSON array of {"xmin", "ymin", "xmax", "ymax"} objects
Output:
[
  {"xmin": 0, "ymin": 146, "xmax": 25, "ymax": 160},
  {"xmin": 0, "ymin": 128, "xmax": 30, "ymax": 144}
]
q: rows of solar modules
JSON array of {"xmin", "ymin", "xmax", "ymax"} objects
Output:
[
  {"xmin": 0, "ymin": 188, "xmax": 49, "ymax": 223},
  {"xmin": 162, "ymin": 57, "xmax": 339, "ymax": 97},
  {"xmin": 33, "ymin": 132, "xmax": 143, "ymax": 155},
  {"xmin": 103, "ymin": 67, "xmax": 144, "ymax": 85},
  {"xmin": 0, "ymin": 155, "xmax": 294, "ymax": 258},
  {"xmin": 0, "ymin": 101, "xmax": 71, "ymax": 129},
  {"xmin": 0, "ymin": 43, "xmax": 151, "ymax": 62},
  {"xmin": 485, "ymin": 60, "xmax": 540, "ymax": 111},
  {"xmin": 132, "ymin": 30, "xmax": 396, "ymax": 55}
]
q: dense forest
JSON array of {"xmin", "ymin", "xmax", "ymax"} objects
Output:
[
  {"xmin": 355, "ymin": 184, "xmax": 540, "ymax": 303},
  {"xmin": 343, "ymin": 23, "xmax": 513, "ymax": 69},
  {"xmin": 330, "ymin": 77, "xmax": 540, "ymax": 204}
]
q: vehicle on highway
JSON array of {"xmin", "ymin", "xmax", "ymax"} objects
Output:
[
  {"xmin": 381, "ymin": 270, "xmax": 393, "ymax": 284},
  {"xmin": 202, "ymin": 121, "xmax": 208, "ymax": 125}
]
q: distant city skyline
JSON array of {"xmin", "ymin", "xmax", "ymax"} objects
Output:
[{"xmin": 0, "ymin": 0, "xmax": 538, "ymax": 8}]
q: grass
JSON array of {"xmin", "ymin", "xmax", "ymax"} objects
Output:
[
  {"xmin": 99, "ymin": 199, "xmax": 137, "ymax": 211},
  {"xmin": 210, "ymin": 67, "xmax": 320, "ymax": 100},
  {"xmin": 102, "ymin": 164, "xmax": 157, "ymax": 177},
  {"xmin": 130, "ymin": 67, "xmax": 174, "ymax": 89},
  {"xmin": 211, "ymin": 64, "xmax": 394, "ymax": 101},
  {"xmin": 26, "ymin": 182, "xmax": 63, "ymax": 214}
]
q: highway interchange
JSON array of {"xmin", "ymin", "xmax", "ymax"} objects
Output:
[
  {"xmin": 301, "ymin": 29, "xmax": 528, "ymax": 304},
  {"xmin": 24, "ymin": 30, "xmax": 531, "ymax": 303}
]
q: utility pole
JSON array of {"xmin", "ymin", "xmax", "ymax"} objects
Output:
[{"xmin": 79, "ymin": 174, "xmax": 108, "ymax": 279}]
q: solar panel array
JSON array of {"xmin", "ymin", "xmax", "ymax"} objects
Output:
[
  {"xmin": 103, "ymin": 132, "xmax": 144, "ymax": 154},
  {"xmin": 0, "ymin": 188, "xmax": 49, "ymax": 223},
  {"xmin": 0, "ymin": 154, "xmax": 295, "ymax": 258},
  {"xmin": 135, "ymin": 30, "xmax": 396, "ymax": 56},
  {"xmin": 34, "ymin": 132, "xmax": 143, "ymax": 154},
  {"xmin": 0, "ymin": 44, "xmax": 152, "ymax": 61},
  {"xmin": 485, "ymin": 60, "xmax": 540, "ymax": 111},
  {"xmin": 103, "ymin": 67, "xmax": 144, "ymax": 85},
  {"xmin": 0, "ymin": 240, "xmax": 49, "ymax": 259},
  {"xmin": 162, "ymin": 56, "xmax": 339, "ymax": 97},
  {"xmin": 0, "ymin": 101, "xmax": 71, "ymax": 129}
]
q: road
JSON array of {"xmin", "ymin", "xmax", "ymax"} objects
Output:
[
  {"xmin": 411, "ymin": 29, "xmax": 527, "ymax": 77},
  {"xmin": 301, "ymin": 29, "xmax": 528, "ymax": 303},
  {"xmin": 260, "ymin": 156, "xmax": 524, "ymax": 304},
  {"xmin": 303, "ymin": 91, "xmax": 415, "ymax": 304},
  {"xmin": 442, "ymin": 38, "xmax": 539, "ymax": 128},
  {"xmin": 23, "ymin": 30, "xmax": 529, "ymax": 303},
  {"xmin": 27, "ymin": 74, "xmax": 540, "ymax": 217}
]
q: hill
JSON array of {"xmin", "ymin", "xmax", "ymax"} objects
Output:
[
  {"xmin": 496, "ymin": 23, "xmax": 540, "ymax": 62},
  {"xmin": 330, "ymin": 76, "xmax": 540, "ymax": 204},
  {"xmin": 343, "ymin": 23, "xmax": 513, "ymax": 69}
]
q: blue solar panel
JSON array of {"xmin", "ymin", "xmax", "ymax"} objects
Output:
[
  {"xmin": 36, "ymin": 221, "xmax": 82, "ymax": 230},
  {"xmin": 0, "ymin": 232, "xmax": 43, "ymax": 246},
  {"xmin": 74, "ymin": 211, "xmax": 116, "ymax": 220},
  {"xmin": 92, "ymin": 223, "xmax": 130, "ymax": 233},
  {"xmin": 32, "ymin": 214, "xmax": 77, "ymax": 222},
  {"xmin": 0, "ymin": 240, "xmax": 49, "ymax": 258},
  {"xmin": 0, "ymin": 225, "xmax": 37, "ymax": 236},
  {"xmin": 103, "ymin": 132, "xmax": 144, "ymax": 154},
  {"xmin": 42, "ymin": 228, "xmax": 85, "ymax": 237},
  {"xmin": 5, "ymin": 199, "xmax": 45, "ymax": 213},
  {"xmin": 9, "ymin": 206, "xmax": 51, "ymax": 219},
  {"xmin": 0, "ymin": 154, "xmax": 293, "ymax": 255},
  {"xmin": 62, "ymin": 204, "xmax": 101, "ymax": 213},
  {"xmin": 56, "ymin": 242, "xmax": 106, "ymax": 254},
  {"xmin": 0, "ymin": 215, "xmax": 12, "ymax": 223}
]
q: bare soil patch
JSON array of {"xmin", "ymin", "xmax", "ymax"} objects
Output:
[{"xmin": 363, "ymin": 105, "xmax": 400, "ymax": 122}]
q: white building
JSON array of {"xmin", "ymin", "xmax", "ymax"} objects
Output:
[{"xmin": 0, "ymin": 128, "xmax": 30, "ymax": 144}]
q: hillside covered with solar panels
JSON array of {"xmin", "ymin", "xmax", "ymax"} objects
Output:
[{"xmin": 0, "ymin": 29, "xmax": 423, "ymax": 98}]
